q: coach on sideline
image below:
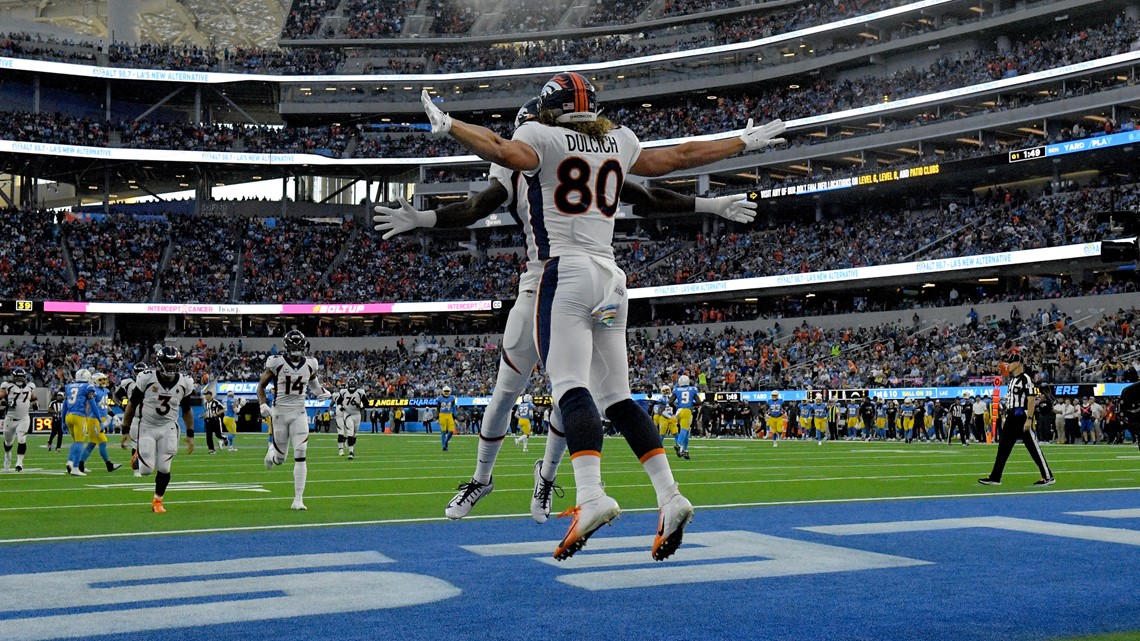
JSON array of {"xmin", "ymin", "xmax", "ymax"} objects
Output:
[{"xmin": 978, "ymin": 348, "xmax": 1055, "ymax": 487}]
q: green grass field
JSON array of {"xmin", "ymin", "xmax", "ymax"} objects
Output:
[{"xmin": 3, "ymin": 432, "xmax": 1139, "ymax": 542}]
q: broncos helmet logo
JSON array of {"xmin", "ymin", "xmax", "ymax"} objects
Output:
[{"xmin": 539, "ymin": 72, "xmax": 597, "ymax": 123}]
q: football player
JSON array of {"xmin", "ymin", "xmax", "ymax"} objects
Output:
[
  {"xmin": 513, "ymin": 394, "xmax": 535, "ymax": 453},
  {"xmin": 1, "ymin": 368, "xmax": 38, "ymax": 472},
  {"xmin": 342, "ymin": 380, "xmax": 365, "ymax": 459},
  {"xmin": 767, "ymin": 392, "xmax": 785, "ymax": 447},
  {"xmin": 437, "ymin": 386, "xmax": 456, "ymax": 451},
  {"xmin": 812, "ymin": 393, "xmax": 828, "ymax": 445},
  {"xmin": 672, "ymin": 375, "xmax": 699, "ymax": 460},
  {"xmin": 419, "ymin": 72, "xmax": 785, "ymax": 560},
  {"xmin": 119, "ymin": 347, "xmax": 196, "ymax": 513},
  {"xmin": 333, "ymin": 384, "xmax": 348, "ymax": 455},
  {"xmin": 901, "ymin": 398, "xmax": 916, "ymax": 443},
  {"xmin": 223, "ymin": 390, "xmax": 239, "ymax": 451},
  {"xmin": 259, "ymin": 330, "xmax": 329, "ymax": 510},
  {"xmin": 77, "ymin": 372, "xmax": 121, "ymax": 472},
  {"xmin": 63, "ymin": 369, "xmax": 104, "ymax": 476},
  {"xmin": 380, "ymin": 96, "xmax": 760, "ymax": 528},
  {"xmin": 117, "ymin": 362, "xmax": 149, "ymax": 475}
]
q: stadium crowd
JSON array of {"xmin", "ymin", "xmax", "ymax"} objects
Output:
[
  {"xmin": 2, "ymin": 15, "xmax": 1134, "ymax": 162},
  {"xmin": 159, "ymin": 215, "xmax": 241, "ymax": 303},
  {"xmin": 64, "ymin": 214, "xmax": 168, "ymax": 303},
  {"xmin": 0, "ymin": 209, "xmax": 70, "ymax": 300},
  {"xmin": 239, "ymin": 217, "xmax": 350, "ymax": 303},
  {"xmin": 7, "ymin": 304, "xmax": 1136, "ymax": 402}
]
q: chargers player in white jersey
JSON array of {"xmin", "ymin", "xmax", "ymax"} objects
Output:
[
  {"xmin": 119, "ymin": 347, "xmax": 196, "ymax": 513},
  {"xmin": 341, "ymin": 380, "xmax": 365, "ymax": 460},
  {"xmin": 378, "ymin": 97, "xmax": 762, "ymax": 525},
  {"xmin": 2, "ymin": 368, "xmax": 38, "ymax": 472},
  {"xmin": 258, "ymin": 330, "xmax": 330, "ymax": 510},
  {"xmin": 419, "ymin": 72, "xmax": 785, "ymax": 560}
]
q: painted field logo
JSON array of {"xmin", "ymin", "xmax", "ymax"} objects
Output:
[
  {"xmin": 464, "ymin": 530, "xmax": 928, "ymax": 591},
  {"xmin": 0, "ymin": 552, "xmax": 459, "ymax": 640}
]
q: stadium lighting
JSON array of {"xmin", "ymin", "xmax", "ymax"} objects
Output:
[
  {"xmin": 978, "ymin": 278, "xmax": 999, "ymax": 282},
  {"xmin": 922, "ymin": 283, "xmax": 936, "ymax": 288},
  {"xmin": 707, "ymin": 95, "xmax": 717, "ymax": 100},
  {"xmin": 789, "ymin": 84, "xmax": 800, "ymax": 89}
]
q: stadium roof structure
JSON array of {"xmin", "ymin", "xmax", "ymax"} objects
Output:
[{"xmin": 0, "ymin": 0, "xmax": 287, "ymax": 50}]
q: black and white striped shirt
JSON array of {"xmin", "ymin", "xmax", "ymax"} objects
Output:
[{"xmin": 1007, "ymin": 372, "xmax": 1033, "ymax": 411}]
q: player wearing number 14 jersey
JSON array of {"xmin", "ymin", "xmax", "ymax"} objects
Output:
[
  {"xmin": 258, "ymin": 330, "xmax": 330, "ymax": 511},
  {"xmin": 421, "ymin": 71, "xmax": 786, "ymax": 560}
]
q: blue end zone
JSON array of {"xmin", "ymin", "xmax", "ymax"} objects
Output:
[{"xmin": 3, "ymin": 491, "xmax": 1140, "ymax": 641}]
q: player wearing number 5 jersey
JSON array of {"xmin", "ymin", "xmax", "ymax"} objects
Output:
[
  {"xmin": 120, "ymin": 347, "xmax": 196, "ymax": 513},
  {"xmin": 421, "ymin": 71, "xmax": 786, "ymax": 560},
  {"xmin": 258, "ymin": 330, "xmax": 330, "ymax": 511},
  {"xmin": 1, "ymin": 369, "xmax": 37, "ymax": 472}
]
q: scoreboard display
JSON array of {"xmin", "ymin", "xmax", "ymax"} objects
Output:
[
  {"xmin": 1048, "ymin": 384, "xmax": 1097, "ymax": 398},
  {"xmin": 30, "ymin": 413, "xmax": 54, "ymax": 433},
  {"xmin": 0, "ymin": 300, "xmax": 38, "ymax": 313}
]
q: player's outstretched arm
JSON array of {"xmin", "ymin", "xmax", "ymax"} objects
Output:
[
  {"xmin": 630, "ymin": 119, "xmax": 786, "ymax": 177},
  {"xmin": 421, "ymin": 90, "xmax": 538, "ymax": 171},
  {"xmin": 620, "ymin": 182, "xmax": 756, "ymax": 223},
  {"xmin": 373, "ymin": 182, "xmax": 510, "ymax": 239}
]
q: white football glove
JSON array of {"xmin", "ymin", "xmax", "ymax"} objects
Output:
[
  {"xmin": 260, "ymin": 403, "xmax": 272, "ymax": 417},
  {"xmin": 372, "ymin": 197, "xmax": 438, "ymax": 240},
  {"xmin": 739, "ymin": 118, "xmax": 787, "ymax": 152},
  {"xmin": 421, "ymin": 89, "xmax": 452, "ymax": 136},
  {"xmin": 694, "ymin": 195, "xmax": 758, "ymax": 224}
]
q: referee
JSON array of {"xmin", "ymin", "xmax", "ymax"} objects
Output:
[
  {"xmin": 979, "ymin": 349, "xmax": 1055, "ymax": 486},
  {"xmin": 202, "ymin": 391, "xmax": 226, "ymax": 454}
]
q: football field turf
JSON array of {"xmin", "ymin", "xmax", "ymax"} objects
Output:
[{"xmin": 2, "ymin": 433, "xmax": 1139, "ymax": 641}]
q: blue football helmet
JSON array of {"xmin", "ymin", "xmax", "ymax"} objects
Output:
[{"xmin": 538, "ymin": 72, "xmax": 598, "ymax": 123}]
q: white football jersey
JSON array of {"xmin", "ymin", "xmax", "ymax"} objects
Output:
[
  {"xmin": 132, "ymin": 370, "xmax": 195, "ymax": 430},
  {"xmin": 1, "ymin": 382, "xmax": 36, "ymax": 421},
  {"xmin": 344, "ymin": 388, "xmax": 366, "ymax": 414},
  {"xmin": 334, "ymin": 389, "xmax": 347, "ymax": 411},
  {"xmin": 490, "ymin": 162, "xmax": 543, "ymax": 294},
  {"xmin": 118, "ymin": 377, "xmax": 143, "ymax": 423},
  {"xmin": 265, "ymin": 355, "xmax": 320, "ymax": 412},
  {"xmin": 512, "ymin": 121, "xmax": 642, "ymax": 262}
]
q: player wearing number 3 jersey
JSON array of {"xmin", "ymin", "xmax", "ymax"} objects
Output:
[
  {"xmin": 420, "ymin": 71, "xmax": 786, "ymax": 561},
  {"xmin": 120, "ymin": 347, "xmax": 196, "ymax": 513}
]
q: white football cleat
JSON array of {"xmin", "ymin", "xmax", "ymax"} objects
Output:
[
  {"xmin": 553, "ymin": 494, "xmax": 620, "ymax": 561},
  {"xmin": 530, "ymin": 460, "xmax": 563, "ymax": 524},
  {"xmin": 652, "ymin": 487, "xmax": 694, "ymax": 561},
  {"xmin": 290, "ymin": 499, "xmax": 307, "ymax": 511},
  {"xmin": 133, "ymin": 469, "xmax": 143, "ymax": 478},
  {"xmin": 445, "ymin": 478, "xmax": 493, "ymax": 520},
  {"xmin": 69, "ymin": 467, "xmax": 87, "ymax": 476}
]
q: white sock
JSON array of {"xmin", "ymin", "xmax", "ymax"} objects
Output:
[
  {"xmin": 294, "ymin": 460, "xmax": 307, "ymax": 499},
  {"xmin": 16, "ymin": 454, "xmax": 23, "ymax": 467},
  {"xmin": 642, "ymin": 452, "xmax": 678, "ymax": 506},
  {"xmin": 570, "ymin": 452, "xmax": 603, "ymax": 503},
  {"xmin": 541, "ymin": 430, "xmax": 566, "ymax": 480},
  {"xmin": 473, "ymin": 437, "xmax": 503, "ymax": 485}
]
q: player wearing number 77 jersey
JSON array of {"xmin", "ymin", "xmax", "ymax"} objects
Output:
[
  {"xmin": 258, "ymin": 330, "xmax": 331, "ymax": 511},
  {"xmin": 377, "ymin": 97, "xmax": 761, "ymax": 525},
  {"xmin": 420, "ymin": 72, "xmax": 786, "ymax": 561}
]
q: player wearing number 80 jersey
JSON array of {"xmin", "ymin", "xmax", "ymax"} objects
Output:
[
  {"xmin": 258, "ymin": 330, "xmax": 329, "ymax": 511},
  {"xmin": 421, "ymin": 71, "xmax": 786, "ymax": 560}
]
